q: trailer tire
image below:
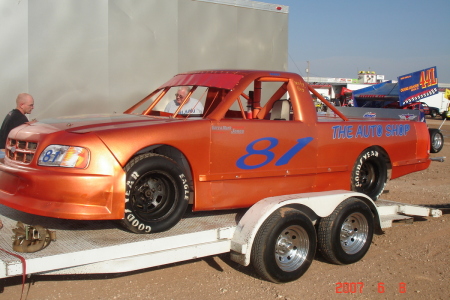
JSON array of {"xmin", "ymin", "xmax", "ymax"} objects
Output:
[
  {"xmin": 317, "ymin": 198, "xmax": 374, "ymax": 265},
  {"xmin": 351, "ymin": 148, "xmax": 387, "ymax": 201},
  {"xmin": 251, "ymin": 208, "xmax": 316, "ymax": 283},
  {"xmin": 120, "ymin": 153, "xmax": 189, "ymax": 234},
  {"xmin": 429, "ymin": 128, "xmax": 444, "ymax": 153}
]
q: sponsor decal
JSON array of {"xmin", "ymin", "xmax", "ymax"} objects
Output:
[
  {"xmin": 398, "ymin": 67, "xmax": 438, "ymax": 106},
  {"xmin": 363, "ymin": 112, "xmax": 376, "ymax": 118},
  {"xmin": 332, "ymin": 124, "xmax": 410, "ymax": 139},
  {"xmin": 399, "ymin": 114, "xmax": 417, "ymax": 121},
  {"xmin": 212, "ymin": 125, "xmax": 245, "ymax": 134}
]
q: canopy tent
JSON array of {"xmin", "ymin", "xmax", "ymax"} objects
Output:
[{"xmin": 351, "ymin": 81, "xmax": 399, "ymax": 108}]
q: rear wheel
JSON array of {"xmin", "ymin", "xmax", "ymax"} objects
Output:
[
  {"xmin": 317, "ymin": 198, "xmax": 374, "ymax": 265},
  {"xmin": 429, "ymin": 128, "xmax": 444, "ymax": 153},
  {"xmin": 120, "ymin": 153, "xmax": 189, "ymax": 234},
  {"xmin": 351, "ymin": 149, "xmax": 387, "ymax": 201},
  {"xmin": 251, "ymin": 208, "xmax": 316, "ymax": 283}
]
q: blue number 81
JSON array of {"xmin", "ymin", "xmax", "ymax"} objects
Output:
[{"xmin": 236, "ymin": 137, "xmax": 313, "ymax": 170}]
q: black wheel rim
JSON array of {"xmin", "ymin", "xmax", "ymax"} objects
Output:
[
  {"xmin": 130, "ymin": 171, "xmax": 177, "ymax": 221},
  {"xmin": 357, "ymin": 160, "xmax": 379, "ymax": 194}
]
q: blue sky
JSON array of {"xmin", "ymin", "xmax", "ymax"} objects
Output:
[{"xmin": 268, "ymin": 0, "xmax": 450, "ymax": 83}]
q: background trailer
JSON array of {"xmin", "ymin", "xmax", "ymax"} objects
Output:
[{"xmin": 0, "ymin": 0, "xmax": 288, "ymax": 120}]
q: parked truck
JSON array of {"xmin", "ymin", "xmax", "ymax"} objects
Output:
[
  {"xmin": 0, "ymin": 70, "xmax": 433, "ymax": 233},
  {"xmin": 0, "ymin": 70, "xmax": 444, "ymax": 287},
  {"xmin": 421, "ymin": 92, "xmax": 450, "ymax": 119}
]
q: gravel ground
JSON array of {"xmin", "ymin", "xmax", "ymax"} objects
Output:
[{"xmin": 1, "ymin": 118, "xmax": 449, "ymax": 300}]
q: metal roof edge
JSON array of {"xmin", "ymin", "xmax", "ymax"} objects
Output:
[{"xmin": 193, "ymin": 0, "xmax": 289, "ymax": 13}]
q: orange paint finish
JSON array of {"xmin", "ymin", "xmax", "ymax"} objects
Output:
[{"xmin": 0, "ymin": 70, "xmax": 432, "ymax": 221}]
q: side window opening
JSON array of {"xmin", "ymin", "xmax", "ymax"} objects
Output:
[
  {"xmin": 252, "ymin": 80, "xmax": 291, "ymax": 120},
  {"xmin": 126, "ymin": 86, "xmax": 209, "ymax": 118}
]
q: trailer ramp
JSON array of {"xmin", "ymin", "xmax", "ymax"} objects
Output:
[
  {"xmin": 0, "ymin": 204, "xmax": 242, "ymax": 278},
  {"xmin": 376, "ymin": 199, "xmax": 442, "ymax": 228}
]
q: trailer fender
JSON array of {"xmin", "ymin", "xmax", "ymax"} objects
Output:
[{"xmin": 230, "ymin": 190, "xmax": 380, "ymax": 266}]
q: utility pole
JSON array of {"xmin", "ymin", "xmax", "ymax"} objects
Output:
[{"xmin": 306, "ymin": 61, "xmax": 310, "ymax": 83}]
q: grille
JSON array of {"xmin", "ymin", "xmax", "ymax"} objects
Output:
[{"xmin": 6, "ymin": 139, "xmax": 38, "ymax": 164}]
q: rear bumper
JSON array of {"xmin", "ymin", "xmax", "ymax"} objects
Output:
[{"xmin": 0, "ymin": 161, "xmax": 126, "ymax": 220}]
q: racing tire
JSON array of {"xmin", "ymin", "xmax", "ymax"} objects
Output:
[
  {"xmin": 429, "ymin": 128, "xmax": 444, "ymax": 153},
  {"xmin": 317, "ymin": 198, "xmax": 374, "ymax": 265},
  {"xmin": 251, "ymin": 208, "xmax": 316, "ymax": 283},
  {"xmin": 351, "ymin": 148, "xmax": 387, "ymax": 201},
  {"xmin": 120, "ymin": 153, "xmax": 189, "ymax": 234}
]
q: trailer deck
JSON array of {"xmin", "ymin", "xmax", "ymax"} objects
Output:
[{"xmin": 0, "ymin": 200, "xmax": 442, "ymax": 279}]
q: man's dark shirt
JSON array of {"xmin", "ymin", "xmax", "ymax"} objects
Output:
[{"xmin": 0, "ymin": 109, "xmax": 28, "ymax": 148}]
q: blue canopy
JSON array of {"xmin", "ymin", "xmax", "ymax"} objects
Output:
[{"xmin": 352, "ymin": 81, "xmax": 400, "ymax": 108}]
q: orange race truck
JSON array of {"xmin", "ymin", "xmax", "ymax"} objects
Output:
[{"xmin": 0, "ymin": 70, "xmax": 432, "ymax": 236}]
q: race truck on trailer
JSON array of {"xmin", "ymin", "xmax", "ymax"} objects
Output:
[
  {"xmin": 0, "ymin": 69, "xmax": 444, "ymax": 286},
  {"xmin": 0, "ymin": 70, "xmax": 433, "ymax": 235}
]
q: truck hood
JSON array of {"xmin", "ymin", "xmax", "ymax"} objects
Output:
[{"xmin": 23, "ymin": 113, "xmax": 176, "ymax": 134}]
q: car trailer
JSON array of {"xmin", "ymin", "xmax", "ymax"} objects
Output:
[{"xmin": 0, "ymin": 191, "xmax": 442, "ymax": 284}]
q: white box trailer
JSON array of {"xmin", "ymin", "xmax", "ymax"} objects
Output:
[
  {"xmin": 0, "ymin": 0, "xmax": 288, "ymax": 121},
  {"xmin": 0, "ymin": 191, "xmax": 442, "ymax": 284},
  {"xmin": 421, "ymin": 92, "xmax": 450, "ymax": 117}
]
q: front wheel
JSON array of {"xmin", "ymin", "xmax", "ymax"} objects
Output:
[
  {"xmin": 429, "ymin": 128, "xmax": 444, "ymax": 153},
  {"xmin": 120, "ymin": 153, "xmax": 189, "ymax": 234},
  {"xmin": 351, "ymin": 148, "xmax": 387, "ymax": 201},
  {"xmin": 317, "ymin": 198, "xmax": 374, "ymax": 265},
  {"xmin": 251, "ymin": 208, "xmax": 317, "ymax": 283},
  {"xmin": 431, "ymin": 110, "xmax": 437, "ymax": 118}
]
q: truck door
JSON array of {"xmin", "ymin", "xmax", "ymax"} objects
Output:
[{"xmin": 205, "ymin": 80, "xmax": 318, "ymax": 209}]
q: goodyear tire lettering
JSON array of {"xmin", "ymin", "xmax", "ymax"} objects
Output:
[
  {"xmin": 351, "ymin": 149, "xmax": 387, "ymax": 201},
  {"xmin": 120, "ymin": 153, "xmax": 190, "ymax": 234}
]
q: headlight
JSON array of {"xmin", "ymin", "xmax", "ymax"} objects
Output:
[{"xmin": 38, "ymin": 145, "xmax": 90, "ymax": 168}]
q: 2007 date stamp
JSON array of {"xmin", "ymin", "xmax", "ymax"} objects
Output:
[{"xmin": 335, "ymin": 282, "xmax": 407, "ymax": 293}]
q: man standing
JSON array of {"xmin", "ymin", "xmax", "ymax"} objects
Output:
[{"xmin": 0, "ymin": 93, "xmax": 35, "ymax": 149}]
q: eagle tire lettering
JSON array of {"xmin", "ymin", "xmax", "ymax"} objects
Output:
[{"xmin": 120, "ymin": 153, "xmax": 190, "ymax": 234}]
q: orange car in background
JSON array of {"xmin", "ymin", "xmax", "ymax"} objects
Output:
[{"xmin": 0, "ymin": 70, "xmax": 431, "ymax": 233}]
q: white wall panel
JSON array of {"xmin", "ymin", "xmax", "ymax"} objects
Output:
[
  {"xmin": 0, "ymin": 0, "xmax": 287, "ymax": 120},
  {"xmin": 0, "ymin": 1, "xmax": 28, "ymax": 117},
  {"xmin": 109, "ymin": 0, "xmax": 179, "ymax": 113}
]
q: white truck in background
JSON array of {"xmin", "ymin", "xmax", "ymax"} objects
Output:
[{"xmin": 421, "ymin": 92, "xmax": 450, "ymax": 119}]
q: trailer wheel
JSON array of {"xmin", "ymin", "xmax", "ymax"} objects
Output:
[
  {"xmin": 317, "ymin": 198, "xmax": 374, "ymax": 265},
  {"xmin": 429, "ymin": 128, "xmax": 444, "ymax": 153},
  {"xmin": 251, "ymin": 208, "xmax": 316, "ymax": 283},
  {"xmin": 351, "ymin": 148, "xmax": 387, "ymax": 201},
  {"xmin": 120, "ymin": 153, "xmax": 189, "ymax": 234}
]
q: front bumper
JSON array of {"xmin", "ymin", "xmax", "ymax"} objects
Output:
[{"xmin": 0, "ymin": 161, "xmax": 126, "ymax": 220}]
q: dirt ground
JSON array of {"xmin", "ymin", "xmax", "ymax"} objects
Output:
[{"xmin": 1, "ymin": 118, "xmax": 449, "ymax": 300}]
